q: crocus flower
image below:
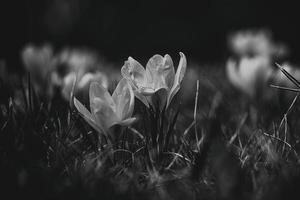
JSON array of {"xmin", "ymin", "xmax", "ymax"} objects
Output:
[
  {"xmin": 121, "ymin": 52, "xmax": 187, "ymax": 108},
  {"xmin": 226, "ymin": 56, "xmax": 273, "ymax": 98},
  {"xmin": 74, "ymin": 78, "xmax": 136, "ymax": 134}
]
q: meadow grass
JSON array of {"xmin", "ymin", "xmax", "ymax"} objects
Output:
[{"xmin": 1, "ymin": 64, "xmax": 300, "ymax": 200}]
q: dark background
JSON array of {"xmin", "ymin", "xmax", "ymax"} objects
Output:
[{"xmin": 1, "ymin": 0, "xmax": 300, "ymax": 70}]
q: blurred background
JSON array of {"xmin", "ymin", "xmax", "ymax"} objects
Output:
[{"xmin": 0, "ymin": 0, "xmax": 299, "ymax": 71}]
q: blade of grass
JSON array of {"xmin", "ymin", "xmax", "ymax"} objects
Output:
[
  {"xmin": 270, "ymin": 84, "xmax": 300, "ymax": 93},
  {"xmin": 194, "ymin": 80, "xmax": 200, "ymax": 151},
  {"xmin": 278, "ymin": 93, "xmax": 299, "ymax": 133},
  {"xmin": 276, "ymin": 63, "xmax": 300, "ymax": 88},
  {"xmin": 27, "ymin": 72, "xmax": 33, "ymax": 115}
]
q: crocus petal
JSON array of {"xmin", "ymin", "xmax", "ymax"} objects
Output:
[
  {"xmin": 120, "ymin": 58, "xmax": 151, "ymax": 107},
  {"xmin": 167, "ymin": 52, "xmax": 187, "ymax": 107},
  {"xmin": 126, "ymin": 81, "xmax": 135, "ymax": 118},
  {"xmin": 91, "ymin": 97, "xmax": 119, "ymax": 130},
  {"xmin": 89, "ymin": 82, "xmax": 116, "ymax": 114},
  {"xmin": 145, "ymin": 54, "xmax": 163, "ymax": 85},
  {"xmin": 145, "ymin": 54, "xmax": 174, "ymax": 91},
  {"xmin": 163, "ymin": 54, "xmax": 175, "ymax": 89},
  {"xmin": 112, "ymin": 78, "xmax": 135, "ymax": 120},
  {"xmin": 74, "ymin": 97, "xmax": 104, "ymax": 134},
  {"xmin": 121, "ymin": 57, "xmax": 147, "ymax": 88},
  {"xmin": 226, "ymin": 59, "xmax": 252, "ymax": 96}
]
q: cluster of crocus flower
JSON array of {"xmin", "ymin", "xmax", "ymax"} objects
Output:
[
  {"xmin": 21, "ymin": 44, "xmax": 111, "ymax": 101},
  {"xmin": 74, "ymin": 52, "xmax": 187, "ymax": 134},
  {"xmin": 21, "ymin": 42, "xmax": 187, "ymax": 135}
]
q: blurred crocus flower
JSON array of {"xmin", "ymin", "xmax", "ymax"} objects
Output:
[
  {"xmin": 21, "ymin": 44, "xmax": 57, "ymax": 98},
  {"xmin": 22, "ymin": 44, "xmax": 56, "ymax": 77},
  {"xmin": 58, "ymin": 48, "xmax": 100, "ymax": 77},
  {"xmin": 226, "ymin": 56, "xmax": 273, "ymax": 98},
  {"xmin": 228, "ymin": 30, "xmax": 288, "ymax": 59},
  {"xmin": 61, "ymin": 71, "xmax": 109, "ymax": 101},
  {"xmin": 121, "ymin": 52, "xmax": 187, "ymax": 108},
  {"xmin": 74, "ymin": 78, "xmax": 136, "ymax": 134}
]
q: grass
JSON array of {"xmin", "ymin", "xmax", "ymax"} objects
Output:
[{"xmin": 1, "ymin": 63, "xmax": 300, "ymax": 200}]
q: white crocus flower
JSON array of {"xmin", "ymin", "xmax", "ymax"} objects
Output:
[
  {"xmin": 74, "ymin": 78, "xmax": 136, "ymax": 134},
  {"xmin": 226, "ymin": 56, "xmax": 273, "ymax": 98},
  {"xmin": 121, "ymin": 52, "xmax": 187, "ymax": 108}
]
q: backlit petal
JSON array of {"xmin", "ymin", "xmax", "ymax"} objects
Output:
[
  {"xmin": 163, "ymin": 54, "xmax": 175, "ymax": 90},
  {"xmin": 121, "ymin": 57, "xmax": 147, "ymax": 88},
  {"xmin": 91, "ymin": 97, "xmax": 119, "ymax": 130},
  {"xmin": 112, "ymin": 78, "xmax": 135, "ymax": 120},
  {"xmin": 226, "ymin": 59, "xmax": 243, "ymax": 90},
  {"xmin": 89, "ymin": 81, "xmax": 116, "ymax": 114},
  {"xmin": 145, "ymin": 54, "xmax": 173, "ymax": 91},
  {"xmin": 167, "ymin": 52, "xmax": 187, "ymax": 107},
  {"xmin": 74, "ymin": 97, "xmax": 104, "ymax": 134}
]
